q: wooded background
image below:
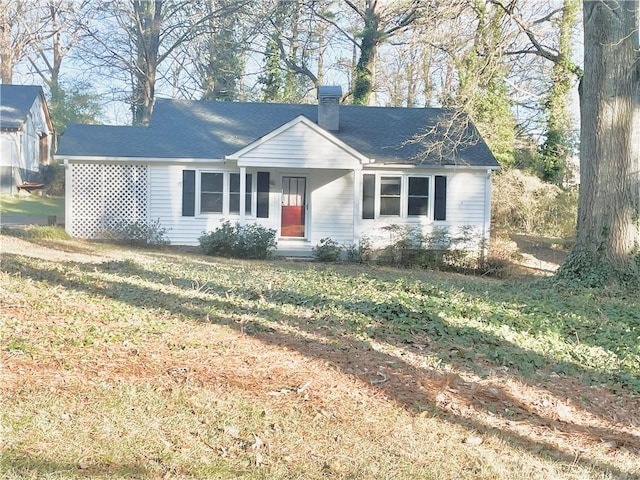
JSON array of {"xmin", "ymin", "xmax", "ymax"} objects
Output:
[{"xmin": 0, "ymin": 0, "xmax": 583, "ymax": 184}]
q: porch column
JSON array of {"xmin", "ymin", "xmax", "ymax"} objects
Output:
[
  {"xmin": 239, "ymin": 166, "xmax": 246, "ymax": 225},
  {"xmin": 352, "ymin": 168, "xmax": 361, "ymax": 242},
  {"xmin": 483, "ymin": 168, "xmax": 492, "ymax": 258}
]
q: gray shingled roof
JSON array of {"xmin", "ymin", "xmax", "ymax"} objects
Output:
[
  {"xmin": 57, "ymin": 97, "xmax": 499, "ymax": 167},
  {"xmin": 0, "ymin": 84, "xmax": 45, "ymax": 130}
]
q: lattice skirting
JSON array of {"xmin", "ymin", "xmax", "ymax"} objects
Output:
[{"xmin": 70, "ymin": 163, "xmax": 149, "ymax": 238}]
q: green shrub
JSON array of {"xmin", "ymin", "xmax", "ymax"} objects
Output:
[
  {"xmin": 199, "ymin": 221, "xmax": 276, "ymax": 259},
  {"xmin": 312, "ymin": 237, "xmax": 343, "ymax": 262},
  {"xmin": 39, "ymin": 162, "xmax": 65, "ymax": 196},
  {"xmin": 98, "ymin": 218, "xmax": 169, "ymax": 246}
]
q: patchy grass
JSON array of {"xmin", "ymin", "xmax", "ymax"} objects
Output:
[
  {"xmin": 0, "ymin": 225, "xmax": 70, "ymax": 240},
  {"xmin": 0, "ymin": 194, "xmax": 64, "ymax": 217},
  {"xmin": 1, "ymin": 235, "xmax": 639, "ymax": 479}
]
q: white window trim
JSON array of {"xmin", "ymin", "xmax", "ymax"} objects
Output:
[
  {"xmin": 197, "ymin": 170, "xmax": 256, "ymax": 217},
  {"xmin": 370, "ymin": 173, "xmax": 432, "ymax": 220}
]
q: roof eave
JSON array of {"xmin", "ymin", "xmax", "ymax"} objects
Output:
[
  {"xmin": 55, "ymin": 154, "xmax": 224, "ymax": 163},
  {"xmin": 365, "ymin": 162, "xmax": 500, "ymax": 170}
]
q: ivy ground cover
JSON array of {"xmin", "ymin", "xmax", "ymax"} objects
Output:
[{"xmin": 1, "ymin": 235, "xmax": 638, "ymax": 479}]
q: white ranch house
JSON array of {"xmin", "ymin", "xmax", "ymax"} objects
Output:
[
  {"xmin": 0, "ymin": 84, "xmax": 53, "ymax": 194},
  {"xmin": 56, "ymin": 87, "xmax": 499, "ymax": 256}
]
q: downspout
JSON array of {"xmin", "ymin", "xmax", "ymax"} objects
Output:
[{"xmin": 15, "ymin": 132, "xmax": 23, "ymax": 194}]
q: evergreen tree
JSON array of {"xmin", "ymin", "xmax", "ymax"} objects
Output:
[{"xmin": 536, "ymin": 0, "xmax": 579, "ymax": 185}]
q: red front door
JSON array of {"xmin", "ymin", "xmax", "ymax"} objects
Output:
[{"xmin": 281, "ymin": 176, "xmax": 306, "ymax": 237}]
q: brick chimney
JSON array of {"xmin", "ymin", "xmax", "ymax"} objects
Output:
[{"xmin": 317, "ymin": 86, "xmax": 342, "ymax": 131}]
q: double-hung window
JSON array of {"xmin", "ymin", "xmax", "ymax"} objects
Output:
[
  {"xmin": 229, "ymin": 173, "xmax": 253, "ymax": 215},
  {"xmin": 201, "ymin": 172, "xmax": 224, "ymax": 213},
  {"xmin": 407, "ymin": 177, "xmax": 429, "ymax": 216},
  {"xmin": 380, "ymin": 177, "xmax": 401, "ymax": 216},
  {"xmin": 362, "ymin": 174, "xmax": 436, "ymax": 219},
  {"xmin": 200, "ymin": 171, "xmax": 253, "ymax": 216}
]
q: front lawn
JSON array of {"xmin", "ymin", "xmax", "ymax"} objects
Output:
[
  {"xmin": 0, "ymin": 194, "xmax": 64, "ymax": 217},
  {"xmin": 1, "ymin": 235, "xmax": 638, "ymax": 479}
]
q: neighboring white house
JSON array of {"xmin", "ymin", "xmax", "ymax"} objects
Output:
[
  {"xmin": 0, "ymin": 84, "xmax": 53, "ymax": 194},
  {"xmin": 55, "ymin": 87, "xmax": 499, "ymax": 256}
]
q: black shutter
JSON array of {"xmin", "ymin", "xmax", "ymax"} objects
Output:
[
  {"xmin": 434, "ymin": 175, "xmax": 447, "ymax": 221},
  {"xmin": 257, "ymin": 172, "xmax": 270, "ymax": 218},
  {"xmin": 362, "ymin": 174, "xmax": 375, "ymax": 219},
  {"xmin": 182, "ymin": 170, "xmax": 195, "ymax": 217}
]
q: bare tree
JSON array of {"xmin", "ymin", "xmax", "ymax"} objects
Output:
[
  {"xmin": 0, "ymin": 0, "xmax": 46, "ymax": 83},
  {"xmin": 409, "ymin": 1, "xmax": 518, "ymax": 166},
  {"xmin": 25, "ymin": 1, "xmax": 94, "ymax": 99},
  {"xmin": 257, "ymin": 0, "xmax": 333, "ymax": 102},
  {"xmin": 337, "ymin": 0, "xmax": 429, "ymax": 105},
  {"xmin": 196, "ymin": 0, "xmax": 245, "ymax": 101},
  {"xmin": 80, "ymin": 0, "xmax": 247, "ymax": 125}
]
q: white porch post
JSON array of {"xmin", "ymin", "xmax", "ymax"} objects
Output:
[
  {"xmin": 64, "ymin": 159, "xmax": 71, "ymax": 235},
  {"xmin": 483, "ymin": 168, "xmax": 492, "ymax": 258},
  {"xmin": 239, "ymin": 166, "xmax": 247, "ymax": 225},
  {"xmin": 352, "ymin": 168, "xmax": 361, "ymax": 243}
]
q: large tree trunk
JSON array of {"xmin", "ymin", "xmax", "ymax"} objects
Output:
[
  {"xmin": 563, "ymin": 0, "xmax": 640, "ymax": 284},
  {"xmin": 352, "ymin": 3, "xmax": 379, "ymax": 106},
  {"xmin": 0, "ymin": 6, "xmax": 13, "ymax": 83},
  {"xmin": 131, "ymin": 0, "xmax": 162, "ymax": 126}
]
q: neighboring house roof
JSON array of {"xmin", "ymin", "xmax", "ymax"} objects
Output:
[
  {"xmin": 57, "ymin": 97, "xmax": 499, "ymax": 167},
  {"xmin": 0, "ymin": 84, "xmax": 49, "ymax": 131}
]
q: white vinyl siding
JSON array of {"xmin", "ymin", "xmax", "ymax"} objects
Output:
[
  {"xmin": 309, "ymin": 170, "xmax": 354, "ymax": 244},
  {"xmin": 445, "ymin": 171, "xmax": 486, "ymax": 225},
  {"xmin": 237, "ymin": 121, "xmax": 363, "ymax": 169}
]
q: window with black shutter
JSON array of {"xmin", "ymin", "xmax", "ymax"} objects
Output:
[
  {"xmin": 182, "ymin": 170, "xmax": 195, "ymax": 216},
  {"xmin": 257, "ymin": 172, "xmax": 270, "ymax": 218},
  {"xmin": 434, "ymin": 175, "xmax": 447, "ymax": 221}
]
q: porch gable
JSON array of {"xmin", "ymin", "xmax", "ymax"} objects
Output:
[{"xmin": 227, "ymin": 115, "xmax": 372, "ymax": 170}]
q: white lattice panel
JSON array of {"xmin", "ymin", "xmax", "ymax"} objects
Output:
[{"xmin": 70, "ymin": 164, "xmax": 149, "ymax": 238}]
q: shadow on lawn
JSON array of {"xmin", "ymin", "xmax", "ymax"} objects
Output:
[
  {"xmin": 2, "ymin": 252, "xmax": 639, "ymax": 478},
  {"xmin": 1, "ymin": 449, "xmax": 149, "ymax": 479}
]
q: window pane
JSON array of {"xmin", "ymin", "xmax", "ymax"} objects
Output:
[
  {"xmin": 201, "ymin": 193, "xmax": 223, "ymax": 213},
  {"xmin": 202, "ymin": 173, "xmax": 223, "ymax": 192},
  {"xmin": 409, "ymin": 177, "xmax": 428, "ymax": 195},
  {"xmin": 380, "ymin": 197, "xmax": 400, "ymax": 216},
  {"xmin": 380, "ymin": 177, "xmax": 401, "ymax": 195},
  {"xmin": 245, "ymin": 174, "xmax": 253, "ymax": 215},
  {"xmin": 408, "ymin": 197, "xmax": 428, "ymax": 216},
  {"xmin": 229, "ymin": 194, "xmax": 240, "ymax": 214},
  {"xmin": 408, "ymin": 177, "xmax": 429, "ymax": 216},
  {"xmin": 230, "ymin": 173, "xmax": 240, "ymax": 192}
]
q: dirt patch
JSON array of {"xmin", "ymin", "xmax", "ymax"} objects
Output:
[{"xmin": 510, "ymin": 234, "xmax": 569, "ymax": 275}]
